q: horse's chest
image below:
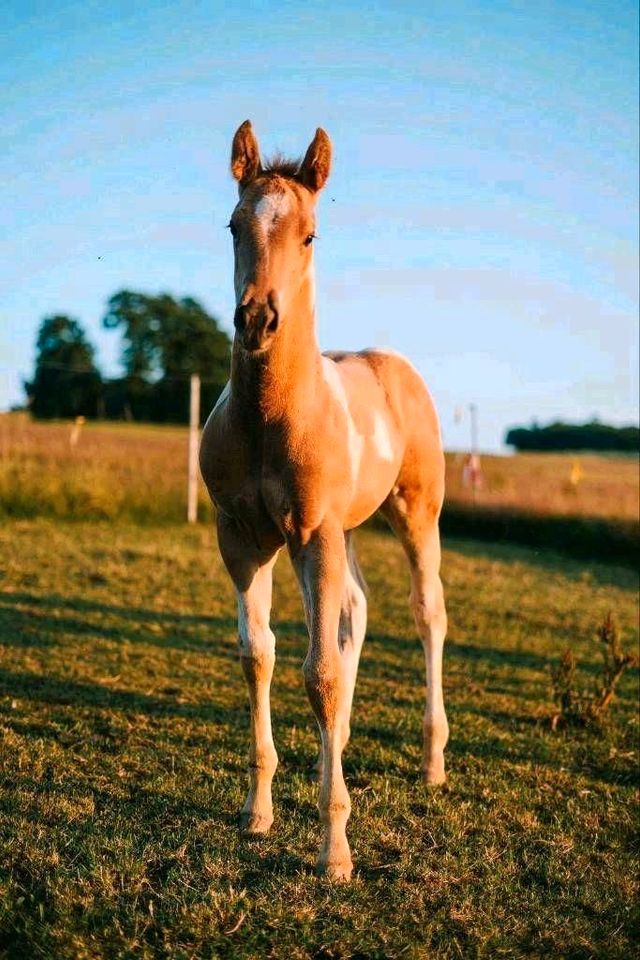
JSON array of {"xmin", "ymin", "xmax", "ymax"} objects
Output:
[
  {"xmin": 202, "ymin": 453, "xmax": 293, "ymax": 539},
  {"xmin": 215, "ymin": 461, "xmax": 323, "ymax": 543},
  {"xmin": 201, "ymin": 405, "xmax": 333, "ymax": 539},
  {"xmin": 260, "ymin": 464, "xmax": 320, "ymax": 533}
]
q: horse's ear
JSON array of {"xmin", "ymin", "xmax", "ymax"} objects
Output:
[
  {"xmin": 298, "ymin": 128, "xmax": 332, "ymax": 193},
  {"xmin": 231, "ymin": 120, "xmax": 262, "ymax": 191}
]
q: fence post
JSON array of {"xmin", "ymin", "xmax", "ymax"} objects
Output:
[{"xmin": 187, "ymin": 374, "xmax": 201, "ymax": 523}]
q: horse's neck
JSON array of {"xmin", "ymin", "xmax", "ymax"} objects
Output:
[{"xmin": 230, "ymin": 305, "xmax": 321, "ymax": 427}]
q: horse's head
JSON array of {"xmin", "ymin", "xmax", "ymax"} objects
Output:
[{"xmin": 228, "ymin": 121, "xmax": 332, "ymax": 354}]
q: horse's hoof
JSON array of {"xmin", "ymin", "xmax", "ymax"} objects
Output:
[
  {"xmin": 316, "ymin": 858, "xmax": 353, "ymax": 881},
  {"xmin": 239, "ymin": 811, "xmax": 273, "ymax": 835}
]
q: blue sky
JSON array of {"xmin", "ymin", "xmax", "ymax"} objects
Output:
[{"xmin": 2, "ymin": 0, "xmax": 638, "ymax": 450}]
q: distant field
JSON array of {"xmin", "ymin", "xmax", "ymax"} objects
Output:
[
  {"xmin": 0, "ymin": 520, "xmax": 638, "ymax": 957},
  {"xmin": 1, "ymin": 413, "xmax": 638, "ymax": 526},
  {"xmin": 446, "ymin": 448, "xmax": 639, "ymax": 522}
]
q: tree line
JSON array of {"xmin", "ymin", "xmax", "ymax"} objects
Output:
[
  {"xmin": 25, "ymin": 298, "xmax": 639, "ymax": 450},
  {"xmin": 25, "ymin": 291, "xmax": 232, "ymax": 425},
  {"xmin": 505, "ymin": 421, "xmax": 639, "ymax": 453}
]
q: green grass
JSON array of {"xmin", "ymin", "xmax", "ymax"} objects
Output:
[{"xmin": 0, "ymin": 520, "xmax": 638, "ymax": 958}]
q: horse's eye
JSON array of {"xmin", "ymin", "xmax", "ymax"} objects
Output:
[{"xmin": 304, "ymin": 233, "xmax": 315, "ymax": 247}]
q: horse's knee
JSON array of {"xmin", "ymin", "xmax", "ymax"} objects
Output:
[
  {"xmin": 302, "ymin": 654, "xmax": 342, "ymax": 727},
  {"xmin": 239, "ymin": 626, "xmax": 275, "ymax": 682}
]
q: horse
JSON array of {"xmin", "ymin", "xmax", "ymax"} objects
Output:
[{"xmin": 199, "ymin": 121, "xmax": 449, "ymax": 881}]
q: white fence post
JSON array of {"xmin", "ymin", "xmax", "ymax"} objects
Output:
[{"xmin": 187, "ymin": 374, "xmax": 201, "ymax": 523}]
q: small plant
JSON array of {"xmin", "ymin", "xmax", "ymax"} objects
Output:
[{"xmin": 551, "ymin": 612, "xmax": 638, "ymax": 729}]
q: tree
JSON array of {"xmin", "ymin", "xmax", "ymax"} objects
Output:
[
  {"xmin": 25, "ymin": 315, "xmax": 102, "ymax": 419},
  {"xmin": 103, "ymin": 291, "xmax": 231, "ymax": 423},
  {"xmin": 505, "ymin": 420, "xmax": 639, "ymax": 453}
]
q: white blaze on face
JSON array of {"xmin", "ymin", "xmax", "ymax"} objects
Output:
[
  {"xmin": 321, "ymin": 357, "xmax": 364, "ymax": 481},
  {"xmin": 372, "ymin": 411, "xmax": 394, "ymax": 461},
  {"xmin": 253, "ymin": 191, "xmax": 290, "ymax": 237}
]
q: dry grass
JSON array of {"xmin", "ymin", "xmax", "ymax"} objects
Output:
[
  {"xmin": 2, "ymin": 414, "xmax": 638, "ymax": 526},
  {"xmin": 445, "ymin": 450, "xmax": 639, "ymax": 522},
  {"xmin": 0, "ymin": 414, "xmax": 211, "ymax": 523}
]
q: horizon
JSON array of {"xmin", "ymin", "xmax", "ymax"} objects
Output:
[{"xmin": 2, "ymin": 0, "xmax": 638, "ymax": 452}]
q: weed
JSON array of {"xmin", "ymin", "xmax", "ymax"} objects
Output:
[{"xmin": 551, "ymin": 612, "xmax": 639, "ymax": 728}]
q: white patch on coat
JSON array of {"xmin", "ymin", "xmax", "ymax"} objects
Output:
[
  {"xmin": 372, "ymin": 411, "xmax": 394, "ymax": 461},
  {"xmin": 321, "ymin": 357, "xmax": 364, "ymax": 480},
  {"xmin": 368, "ymin": 348, "xmax": 443, "ymax": 445},
  {"xmin": 236, "ymin": 586, "xmax": 275, "ymax": 657},
  {"xmin": 254, "ymin": 192, "xmax": 290, "ymax": 234}
]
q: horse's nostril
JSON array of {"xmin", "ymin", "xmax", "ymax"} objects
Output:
[{"xmin": 234, "ymin": 299, "xmax": 278, "ymax": 350}]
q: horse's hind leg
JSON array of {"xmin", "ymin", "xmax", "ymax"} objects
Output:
[{"xmin": 381, "ymin": 487, "xmax": 449, "ymax": 785}]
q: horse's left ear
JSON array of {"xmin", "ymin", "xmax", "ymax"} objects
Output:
[{"xmin": 299, "ymin": 128, "xmax": 332, "ymax": 193}]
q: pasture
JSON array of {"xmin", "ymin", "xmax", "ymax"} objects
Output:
[
  {"xmin": 1, "ymin": 413, "xmax": 638, "ymax": 525},
  {"xmin": 1, "ymin": 514, "xmax": 638, "ymax": 958}
]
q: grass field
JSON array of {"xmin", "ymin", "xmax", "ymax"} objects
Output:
[
  {"xmin": 1, "ymin": 520, "xmax": 638, "ymax": 958},
  {"xmin": 2, "ymin": 413, "xmax": 638, "ymax": 525}
]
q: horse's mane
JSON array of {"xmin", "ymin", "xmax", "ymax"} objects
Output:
[{"xmin": 262, "ymin": 153, "xmax": 302, "ymax": 180}]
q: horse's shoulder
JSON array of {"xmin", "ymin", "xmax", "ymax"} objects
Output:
[{"xmin": 199, "ymin": 382, "xmax": 249, "ymax": 487}]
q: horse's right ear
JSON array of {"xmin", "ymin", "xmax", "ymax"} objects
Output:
[{"xmin": 231, "ymin": 120, "xmax": 262, "ymax": 191}]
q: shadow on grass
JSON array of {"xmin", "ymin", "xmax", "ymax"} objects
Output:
[
  {"xmin": 2, "ymin": 663, "xmax": 635, "ymax": 803},
  {"xmin": 0, "ymin": 590, "xmax": 307, "ymax": 653},
  {"xmin": 0, "ymin": 665, "xmax": 315, "ymax": 752},
  {"xmin": 2, "ymin": 588, "xmax": 636, "ymax": 796},
  {"xmin": 2, "ymin": 768, "xmax": 231, "ymax": 823},
  {"xmin": 0, "ymin": 667, "xmax": 244, "ymax": 726},
  {"xmin": 447, "ymin": 731, "xmax": 640, "ymax": 789},
  {"xmin": 440, "ymin": 534, "xmax": 639, "ymax": 590},
  {"xmin": 367, "ymin": 632, "xmax": 606, "ymax": 681}
]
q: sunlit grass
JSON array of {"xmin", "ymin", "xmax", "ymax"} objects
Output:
[
  {"xmin": 2, "ymin": 413, "xmax": 638, "ymax": 526},
  {"xmin": 0, "ymin": 520, "xmax": 638, "ymax": 957}
]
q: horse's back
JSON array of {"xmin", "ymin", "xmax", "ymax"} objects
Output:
[{"xmin": 327, "ymin": 347, "xmax": 443, "ymax": 457}]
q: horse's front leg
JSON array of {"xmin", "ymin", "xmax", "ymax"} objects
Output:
[
  {"xmin": 217, "ymin": 516, "xmax": 280, "ymax": 834},
  {"xmin": 292, "ymin": 522, "xmax": 353, "ymax": 880}
]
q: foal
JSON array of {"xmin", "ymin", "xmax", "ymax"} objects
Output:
[{"xmin": 199, "ymin": 122, "xmax": 449, "ymax": 880}]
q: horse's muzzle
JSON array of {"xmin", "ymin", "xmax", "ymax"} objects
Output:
[{"xmin": 234, "ymin": 297, "xmax": 280, "ymax": 352}]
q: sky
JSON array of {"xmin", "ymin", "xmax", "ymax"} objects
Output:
[{"xmin": 2, "ymin": 0, "xmax": 638, "ymax": 451}]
